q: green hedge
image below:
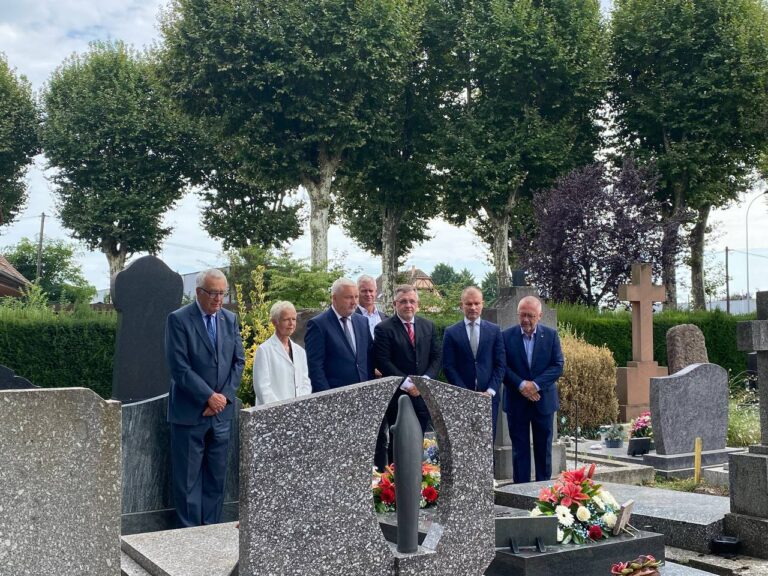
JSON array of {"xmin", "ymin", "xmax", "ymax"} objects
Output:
[{"xmin": 0, "ymin": 309, "xmax": 116, "ymax": 398}]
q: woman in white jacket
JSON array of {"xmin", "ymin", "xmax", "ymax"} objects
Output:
[{"xmin": 253, "ymin": 301, "xmax": 311, "ymax": 405}]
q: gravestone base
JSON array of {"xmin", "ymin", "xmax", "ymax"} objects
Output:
[
  {"xmin": 725, "ymin": 449, "xmax": 768, "ymax": 557},
  {"xmin": 642, "ymin": 448, "xmax": 742, "ymax": 479},
  {"xmin": 617, "ymin": 361, "xmax": 668, "ymax": 421},
  {"xmin": 723, "ymin": 513, "xmax": 768, "ymax": 560},
  {"xmin": 485, "ymin": 530, "xmax": 664, "ymax": 576}
]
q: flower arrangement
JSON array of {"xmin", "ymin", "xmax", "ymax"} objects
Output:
[
  {"xmin": 423, "ymin": 437, "xmax": 440, "ymax": 465},
  {"xmin": 630, "ymin": 411, "xmax": 652, "ymax": 438},
  {"xmin": 531, "ymin": 464, "xmax": 620, "ymax": 544},
  {"xmin": 372, "ymin": 462, "xmax": 441, "ymax": 513},
  {"xmin": 611, "ymin": 554, "xmax": 661, "ymax": 575}
]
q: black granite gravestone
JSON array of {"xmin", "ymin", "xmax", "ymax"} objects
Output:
[
  {"xmin": 0, "ymin": 364, "xmax": 37, "ymax": 390},
  {"xmin": 111, "ymin": 256, "xmax": 183, "ymax": 403}
]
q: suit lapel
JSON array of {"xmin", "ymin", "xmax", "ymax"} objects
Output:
[
  {"xmin": 192, "ymin": 305, "xmax": 215, "ymax": 355},
  {"xmin": 330, "ymin": 309, "xmax": 356, "ymax": 358}
]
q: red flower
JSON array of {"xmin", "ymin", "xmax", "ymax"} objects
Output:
[
  {"xmin": 380, "ymin": 486, "xmax": 395, "ymax": 505},
  {"xmin": 588, "ymin": 525, "xmax": 603, "ymax": 540},
  {"xmin": 562, "ymin": 467, "xmax": 588, "ymax": 484},
  {"xmin": 422, "ymin": 486, "xmax": 438, "ymax": 503},
  {"xmin": 538, "ymin": 487, "xmax": 558, "ymax": 503},
  {"xmin": 611, "ymin": 562, "xmax": 629, "ymax": 574},
  {"xmin": 559, "ymin": 481, "xmax": 589, "ymax": 508},
  {"xmin": 587, "ymin": 462, "xmax": 596, "ymax": 479}
]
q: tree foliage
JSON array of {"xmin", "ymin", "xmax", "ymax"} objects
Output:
[
  {"xmin": 0, "ymin": 55, "xmax": 39, "ymax": 228},
  {"xmin": 2, "ymin": 237, "xmax": 95, "ymax": 304},
  {"xmin": 515, "ymin": 158, "xmax": 667, "ymax": 308},
  {"xmin": 41, "ymin": 41, "xmax": 189, "ymax": 278},
  {"xmin": 610, "ymin": 0, "xmax": 768, "ymax": 309}
]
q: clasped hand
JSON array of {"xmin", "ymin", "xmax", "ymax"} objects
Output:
[
  {"xmin": 203, "ymin": 392, "xmax": 227, "ymax": 416},
  {"xmin": 520, "ymin": 380, "xmax": 540, "ymax": 402}
]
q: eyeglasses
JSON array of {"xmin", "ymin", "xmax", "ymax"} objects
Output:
[
  {"xmin": 199, "ymin": 287, "xmax": 229, "ymax": 299},
  {"xmin": 396, "ymin": 299, "xmax": 418, "ymax": 306},
  {"xmin": 518, "ymin": 313, "xmax": 538, "ymax": 319}
]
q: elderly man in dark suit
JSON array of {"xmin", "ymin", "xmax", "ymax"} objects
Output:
[
  {"xmin": 374, "ymin": 284, "xmax": 441, "ymax": 467},
  {"xmin": 502, "ymin": 295, "xmax": 564, "ymax": 484},
  {"xmin": 165, "ymin": 268, "xmax": 245, "ymax": 527},
  {"xmin": 305, "ymin": 277, "xmax": 374, "ymax": 392},
  {"xmin": 442, "ymin": 286, "xmax": 505, "ymax": 443}
]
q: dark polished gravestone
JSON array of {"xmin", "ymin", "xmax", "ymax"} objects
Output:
[
  {"xmin": 0, "ymin": 363, "xmax": 38, "ymax": 390},
  {"xmin": 121, "ymin": 394, "xmax": 241, "ymax": 535},
  {"xmin": 112, "ymin": 255, "xmax": 183, "ymax": 403}
]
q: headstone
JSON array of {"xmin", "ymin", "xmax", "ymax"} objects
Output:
[
  {"xmin": 112, "ymin": 255, "xmax": 183, "ymax": 402},
  {"xmin": 616, "ymin": 263, "xmax": 669, "ymax": 421},
  {"xmin": 644, "ymin": 363, "xmax": 738, "ymax": 477},
  {"xmin": 666, "ymin": 324, "xmax": 708, "ymax": 374},
  {"xmin": 0, "ymin": 363, "xmax": 38, "ymax": 389},
  {"xmin": 724, "ymin": 291, "xmax": 768, "ymax": 558},
  {"xmin": 0, "ymin": 388, "xmax": 121, "ymax": 575},
  {"xmin": 121, "ymin": 394, "xmax": 241, "ymax": 535},
  {"xmin": 239, "ymin": 376, "xmax": 495, "ymax": 576},
  {"xmin": 483, "ymin": 284, "xmax": 564, "ymax": 482}
]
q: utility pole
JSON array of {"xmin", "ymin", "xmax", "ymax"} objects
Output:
[
  {"xmin": 36, "ymin": 212, "xmax": 45, "ymax": 282},
  {"xmin": 725, "ymin": 247, "xmax": 730, "ymax": 314}
]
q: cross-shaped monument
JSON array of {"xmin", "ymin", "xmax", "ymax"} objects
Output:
[
  {"xmin": 616, "ymin": 263, "xmax": 668, "ymax": 421},
  {"xmin": 724, "ymin": 291, "xmax": 768, "ymax": 558}
]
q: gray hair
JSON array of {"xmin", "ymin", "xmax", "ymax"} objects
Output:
[
  {"xmin": 394, "ymin": 284, "xmax": 418, "ymax": 301},
  {"xmin": 517, "ymin": 295, "xmax": 542, "ymax": 312},
  {"xmin": 196, "ymin": 268, "xmax": 227, "ymax": 288},
  {"xmin": 269, "ymin": 301, "xmax": 296, "ymax": 323},
  {"xmin": 461, "ymin": 286, "xmax": 483, "ymax": 301},
  {"xmin": 357, "ymin": 274, "xmax": 376, "ymax": 288},
  {"xmin": 331, "ymin": 277, "xmax": 357, "ymax": 296}
]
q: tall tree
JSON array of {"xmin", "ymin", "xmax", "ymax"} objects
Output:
[
  {"xmin": 0, "ymin": 55, "xmax": 39, "ymax": 228},
  {"xmin": 160, "ymin": 0, "xmax": 416, "ymax": 268},
  {"xmin": 41, "ymin": 41, "xmax": 189, "ymax": 277},
  {"xmin": 610, "ymin": 0, "xmax": 768, "ymax": 309},
  {"xmin": 438, "ymin": 0, "xmax": 607, "ymax": 292}
]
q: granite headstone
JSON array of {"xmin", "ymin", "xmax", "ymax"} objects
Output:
[
  {"xmin": 666, "ymin": 324, "xmax": 708, "ymax": 374},
  {"xmin": 0, "ymin": 363, "xmax": 37, "ymax": 390},
  {"xmin": 0, "ymin": 387, "xmax": 121, "ymax": 575},
  {"xmin": 112, "ymin": 255, "xmax": 183, "ymax": 402}
]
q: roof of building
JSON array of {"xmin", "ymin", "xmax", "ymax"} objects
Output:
[{"xmin": 0, "ymin": 255, "xmax": 31, "ymax": 297}]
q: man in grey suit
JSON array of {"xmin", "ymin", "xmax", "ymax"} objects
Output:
[{"xmin": 165, "ymin": 268, "xmax": 245, "ymax": 527}]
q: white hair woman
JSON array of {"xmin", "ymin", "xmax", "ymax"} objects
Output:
[{"xmin": 252, "ymin": 301, "xmax": 311, "ymax": 405}]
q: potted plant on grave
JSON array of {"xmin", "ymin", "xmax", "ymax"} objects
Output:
[
  {"xmin": 627, "ymin": 412, "xmax": 653, "ymax": 456},
  {"xmin": 610, "ymin": 554, "xmax": 661, "ymax": 575},
  {"xmin": 604, "ymin": 423, "xmax": 624, "ymax": 448}
]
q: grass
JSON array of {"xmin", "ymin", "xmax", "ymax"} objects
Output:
[
  {"xmin": 727, "ymin": 391, "xmax": 760, "ymax": 447},
  {"xmin": 644, "ymin": 476, "xmax": 729, "ymax": 497}
]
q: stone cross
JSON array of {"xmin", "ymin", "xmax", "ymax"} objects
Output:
[
  {"xmin": 737, "ymin": 291, "xmax": 768, "ymax": 446},
  {"xmin": 616, "ymin": 263, "xmax": 668, "ymax": 421},
  {"xmin": 619, "ymin": 263, "xmax": 666, "ymax": 363}
]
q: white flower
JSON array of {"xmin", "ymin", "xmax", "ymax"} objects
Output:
[
  {"xmin": 530, "ymin": 507, "xmax": 543, "ymax": 517},
  {"xmin": 555, "ymin": 505, "xmax": 574, "ymax": 527},
  {"xmin": 603, "ymin": 511, "xmax": 617, "ymax": 529},
  {"xmin": 599, "ymin": 489, "xmax": 618, "ymax": 508},
  {"xmin": 576, "ymin": 506, "xmax": 591, "ymax": 522},
  {"xmin": 557, "ymin": 528, "xmax": 564, "ymax": 542},
  {"xmin": 592, "ymin": 495, "xmax": 605, "ymax": 511}
]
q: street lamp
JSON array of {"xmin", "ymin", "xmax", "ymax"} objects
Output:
[{"xmin": 746, "ymin": 189, "xmax": 768, "ymax": 313}]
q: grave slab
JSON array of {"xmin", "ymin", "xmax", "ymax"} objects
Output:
[
  {"xmin": 0, "ymin": 387, "xmax": 121, "ymax": 575},
  {"xmin": 495, "ymin": 480, "xmax": 728, "ymax": 553}
]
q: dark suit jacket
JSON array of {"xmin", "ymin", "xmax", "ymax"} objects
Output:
[
  {"xmin": 442, "ymin": 319, "xmax": 505, "ymax": 394},
  {"xmin": 374, "ymin": 315, "xmax": 441, "ymax": 381},
  {"xmin": 165, "ymin": 302, "xmax": 245, "ymax": 425},
  {"xmin": 502, "ymin": 324, "xmax": 564, "ymax": 416},
  {"xmin": 305, "ymin": 307, "xmax": 374, "ymax": 392}
]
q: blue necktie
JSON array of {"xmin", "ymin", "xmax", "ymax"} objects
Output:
[{"xmin": 205, "ymin": 314, "xmax": 217, "ymax": 349}]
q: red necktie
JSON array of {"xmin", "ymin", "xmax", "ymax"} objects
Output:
[{"xmin": 405, "ymin": 321, "xmax": 415, "ymax": 346}]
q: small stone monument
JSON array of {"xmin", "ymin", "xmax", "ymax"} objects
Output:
[
  {"xmin": 616, "ymin": 263, "xmax": 668, "ymax": 421},
  {"xmin": 111, "ymin": 255, "xmax": 183, "ymax": 403},
  {"xmin": 724, "ymin": 291, "xmax": 768, "ymax": 558},
  {"xmin": 666, "ymin": 324, "xmax": 709, "ymax": 374}
]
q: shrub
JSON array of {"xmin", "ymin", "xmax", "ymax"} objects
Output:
[
  {"xmin": 728, "ymin": 391, "xmax": 760, "ymax": 447},
  {"xmin": 557, "ymin": 326, "xmax": 619, "ymax": 432}
]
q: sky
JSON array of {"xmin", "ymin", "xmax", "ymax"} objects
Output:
[{"xmin": 1, "ymin": 0, "xmax": 767, "ymax": 302}]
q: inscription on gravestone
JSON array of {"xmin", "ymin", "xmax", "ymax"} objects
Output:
[{"xmin": 112, "ymin": 255, "xmax": 183, "ymax": 402}]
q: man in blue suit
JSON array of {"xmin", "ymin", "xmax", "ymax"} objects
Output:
[
  {"xmin": 165, "ymin": 268, "xmax": 245, "ymax": 527},
  {"xmin": 502, "ymin": 295, "xmax": 564, "ymax": 484},
  {"xmin": 442, "ymin": 287, "xmax": 505, "ymax": 444},
  {"xmin": 306, "ymin": 277, "xmax": 374, "ymax": 392}
]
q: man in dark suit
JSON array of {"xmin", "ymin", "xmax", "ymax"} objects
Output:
[
  {"xmin": 305, "ymin": 277, "xmax": 374, "ymax": 392},
  {"xmin": 374, "ymin": 284, "xmax": 441, "ymax": 467},
  {"xmin": 502, "ymin": 295, "xmax": 564, "ymax": 484},
  {"xmin": 442, "ymin": 286, "xmax": 505, "ymax": 443},
  {"xmin": 165, "ymin": 268, "xmax": 245, "ymax": 527}
]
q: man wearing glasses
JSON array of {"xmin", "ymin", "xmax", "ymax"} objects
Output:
[
  {"xmin": 165, "ymin": 268, "xmax": 245, "ymax": 527},
  {"xmin": 502, "ymin": 295, "xmax": 564, "ymax": 484}
]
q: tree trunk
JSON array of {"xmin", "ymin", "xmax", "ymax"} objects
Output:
[
  {"xmin": 689, "ymin": 204, "xmax": 711, "ymax": 311},
  {"xmin": 103, "ymin": 242, "xmax": 127, "ymax": 286},
  {"xmin": 381, "ymin": 207, "xmax": 402, "ymax": 312},
  {"xmin": 660, "ymin": 185, "xmax": 685, "ymax": 310},
  {"xmin": 302, "ymin": 146, "xmax": 341, "ymax": 269},
  {"xmin": 488, "ymin": 211, "xmax": 512, "ymax": 293}
]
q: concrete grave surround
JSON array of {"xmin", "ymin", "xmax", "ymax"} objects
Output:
[
  {"xmin": 239, "ymin": 376, "xmax": 495, "ymax": 576},
  {"xmin": 0, "ymin": 387, "xmax": 121, "ymax": 575},
  {"xmin": 666, "ymin": 324, "xmax": 708, "ymax": 374},
  {"xmin": 0, "ymin": 363, "xmax": 37, "ymax": 390},
  {"xmin": 112, "ymin": 255, "xmax": 183, "ymax": 402},
  {"xmin": 616, "ymin": 263, "xmax": 668, "ymax": 421}
]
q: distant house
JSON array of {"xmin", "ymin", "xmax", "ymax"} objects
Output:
[
  {"xmin": 375, "ymin": 265, "xmax": 441, "ymax": 301},
  {"xmin": 0, "ymin": 255, "xmax": 31, "ymax": 297}
]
